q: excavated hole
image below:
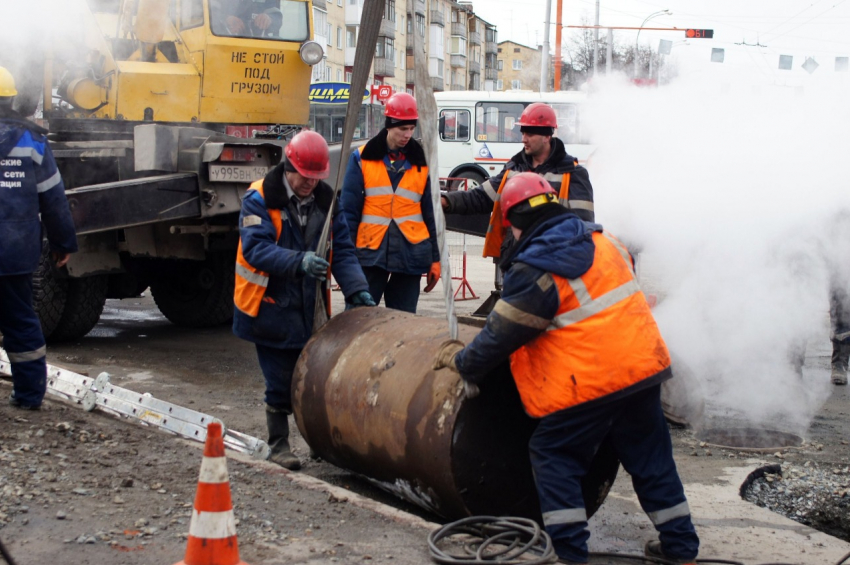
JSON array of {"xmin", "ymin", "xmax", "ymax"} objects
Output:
[
  {"xmin": 741, "ymin": 463, "xmax": 850, "ymax": 543},
  {"xmin": 697, "ymin": 427, "xmax": 803, "ymax": 452}
]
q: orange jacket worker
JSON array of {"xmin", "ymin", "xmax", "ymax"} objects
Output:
[
  {"xmin": 433, "ymin": 173, "xmax": 699, "ymax": 565},
  {"xmin": 340, "ymin": 92, "xmax": 441, "ymax": 314}
]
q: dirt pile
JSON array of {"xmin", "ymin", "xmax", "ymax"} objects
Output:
[{"xmin": 0, "ymin": 397, "xmax": 432, "ymax": 564}]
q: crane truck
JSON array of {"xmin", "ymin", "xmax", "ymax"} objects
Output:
[{"xmin": 2, "ymin": 0, "xmax": 323, "ymax": 340}]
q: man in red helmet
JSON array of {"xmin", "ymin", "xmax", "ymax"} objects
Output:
[
  {"xmin": 340, "ymin": 92, "xmax": 441, "ymax": 314},
  {"xmin": 441, "ymin": 102, "xmax": 595, "ymax": 262},
  {"xmin": 233, "ymin": 130, "xmax": 375, "ymax": 469},
  {"xmin": 433, "ymin": 172, "xmax": 699, "ymax": 565}
]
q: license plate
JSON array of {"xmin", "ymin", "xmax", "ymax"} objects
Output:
[{"xmin": 208, "ymin": 164, "xmax": 269, "ymax": 183}]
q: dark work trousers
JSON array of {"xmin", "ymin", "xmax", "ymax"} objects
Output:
[
  {"xmin": 0, "ymin": 274, "xmax": 48, "ymax": 407},
  {"xmin": 529, "ymin": 385, "xmax": 699, "ymax": 563},
  {"xmin": 830, "ymin": 284, "xmax": 850, "ymax": 361},
  {"xmin": 255, "ymin": 344, "xmax": 302, "ymax": 413},
  {"xmin": 362, "ymin": 266, "xmax": 421, "ymax": 314}
]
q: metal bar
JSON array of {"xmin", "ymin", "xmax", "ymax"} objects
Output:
[
  {"xmin": 65, "ymin": 173, "xmax": 201, "ymax": 235},
  {"xmin": 567, "ymin": 25, "xmax": 685, "ymax": 30},
  {"xmin": 53, "ymin": 149, "xmax": 130, "ymax": 158}
]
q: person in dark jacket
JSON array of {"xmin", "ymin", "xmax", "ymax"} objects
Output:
[
  {"xmin": 340, "ymin": 92, "xmax": 441, "ymax": 314},
  {"xmin": 433, "ymin": 174, "xmax": 699, "ymax": 565},
  {"xmin": 0, "ymin": 66, "xmax": 78, "ymax": 410},
  {"xmin": 441, "ymin": 102, "xmax": 594, "ymax": 261},
  {"xmin": 233, "ymin": 130, "xmax": 374, "ymax": 470}
]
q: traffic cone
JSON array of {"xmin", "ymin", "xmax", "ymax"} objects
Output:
[{"xmin": 174, "ymin": 422, "xmax": 248, "ymax": 565}]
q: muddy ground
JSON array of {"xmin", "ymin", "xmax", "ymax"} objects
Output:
[{"xmin": 1, "ymin": 247, "xmax": 850, "ymax": 564}]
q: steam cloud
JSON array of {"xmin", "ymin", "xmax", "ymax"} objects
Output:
[{"xmin": 584, "ymin": 59, "xmax": 847, "ymax": 434}]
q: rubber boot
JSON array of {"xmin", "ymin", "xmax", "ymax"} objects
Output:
[
  {"xmin": 266, "ymin": 406, "xmax": 302, "ymax": 470},
  {"xmin": 644, "ymin": 541, "xmax": 696, "ymax": 565},
  {"xmin": 831, "ymin": 340, "xmax": 849, "ymax": 385}
]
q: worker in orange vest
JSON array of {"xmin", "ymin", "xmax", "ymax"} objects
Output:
[
  {"xmin": 433, "ymin": 172, "xmax": 699, "ymax": 565},
  {"xmin": 340, "ymin": 92, "xmax": 441, "ymax": 314},
  {"xmin": 233, "ymin": 131, "xmax": 375, "ymax": 470},
  {"xmin": 441, "ymin": 102, "xmax": 594, "ymax": 261}
]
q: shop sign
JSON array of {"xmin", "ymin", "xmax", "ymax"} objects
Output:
[{"xmin": 309, "ymin": 82, "xmax": 370, "ymax": 104}]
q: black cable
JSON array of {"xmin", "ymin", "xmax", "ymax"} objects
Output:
[
  {"xmin": 0, "ymin": 538, "xmax": 18, "ymax": 565},
  {"xmin": 429, "ymin": 516, "xmax": 555, "ymax": 565},
  {"xmin": 429, "ymin": 518, "xmax": 850, "ymax": 565}
]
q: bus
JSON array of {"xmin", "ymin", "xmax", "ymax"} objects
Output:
[{"xmin": 435, "ymin": 90, "xmax": 595, "ymax": 190}]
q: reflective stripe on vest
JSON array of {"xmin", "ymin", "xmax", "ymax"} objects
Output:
[
  {"xmin": 233, "ymin": 180, "xmax": 283, "ymax": 318},
  {"xmin": 356, "ymin": 148, "xmax": 429, "ymax": 250},
  {"xmin": 507, "ymin": 231, "xmax": 670, "ymax": 418},
  {"xmin": 482, "ymin": 170, "xmax": 580, "ymax": 258}
]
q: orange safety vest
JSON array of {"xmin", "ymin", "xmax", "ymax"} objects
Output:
[
  {"xmin": 508, "ymin": 231, "xmax": 671, "ymax": 418},
  {"xmin": 233, "ymin": 181, "xmax": 282, "ymax": 317},
  {"xmin": 482, "ymin": 169, "xmax": 580, "ymax": 258},
  {"xmin": 356, "ymin": 148, "xmax": 430, "ymax": 250}
]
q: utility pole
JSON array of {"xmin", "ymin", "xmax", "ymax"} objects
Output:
[
  {"xmin": 593, "ymin": 0, "xmax": 600, "ymax": 77},
  {"xmin": 634, "ymin": 10, "xmax": 671, "ymax": 79},
  {"xmin": 554, "ymin": 0, "xmax": 563, "ymax": 91},
  {"xmin": 540, "ymin": 0, "xmax": 552, "ymax": 92}
]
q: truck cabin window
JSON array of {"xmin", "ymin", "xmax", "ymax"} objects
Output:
[{"xmin": 211, "ymin": 0, "xmax": 309, "ymax": 41}]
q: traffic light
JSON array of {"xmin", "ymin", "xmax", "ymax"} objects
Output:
[{"xmin": 685, "ymin": 29, "xmax": 714, "ymax": 38}]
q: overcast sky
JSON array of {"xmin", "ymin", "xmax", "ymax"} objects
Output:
[{"xmin": 471, "ymin": 0, "xmax": 850, "ymax": 82}]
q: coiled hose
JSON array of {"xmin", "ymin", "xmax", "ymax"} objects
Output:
[{"xmin": 428, "ymin": 516, "xmax": 850, "ymax": 565}]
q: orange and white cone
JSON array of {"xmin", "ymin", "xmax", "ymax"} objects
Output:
[{"xmin": 174, "ymin": 422, "xmax": 248, "ymax": 565}]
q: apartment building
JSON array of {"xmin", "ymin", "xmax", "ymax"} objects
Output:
[
  {"xmin": 309, "ymin": 0, "xmax": 497, "ymax": 139},
  {"xmin": 495, "ymin": 40, "xmax": 542, "ymax": 92}
]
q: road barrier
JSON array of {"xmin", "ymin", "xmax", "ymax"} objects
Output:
[{"xmin": 441, "ymin": 178, "xmax": 478, "ymax": 302}]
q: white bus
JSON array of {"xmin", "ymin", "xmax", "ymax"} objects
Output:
[{"xmin": 435, "ymin": 90, "xmax": 595, "ymax": 189}]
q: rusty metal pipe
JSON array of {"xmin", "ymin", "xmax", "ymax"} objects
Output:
[{"xmin": 293, "ymin": 307, "xmax": 619, "ymax": 522}]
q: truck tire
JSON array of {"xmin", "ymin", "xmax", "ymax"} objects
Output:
[
  {"xmin": 150, "ymin": 252, "xmax": 235, "ymax": 328},
  {"xmin": 32, "ymin": 241, "xmax": 68, "ymax": 339},
  {"xmin": 48, "ymin": 275, "xmax": 108, "ymax": 342},
  {"xmin": 452, "ymin": 169, "xmax": 485, "ymax": 191}
]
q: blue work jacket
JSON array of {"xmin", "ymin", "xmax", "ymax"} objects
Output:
[
  {"xmin": 0, "ymin": 114, "xmax": 77, "ymax": 275},
  {"xmin": 232, "ymin": 161, "xmax": 369, "ymax": 349}
]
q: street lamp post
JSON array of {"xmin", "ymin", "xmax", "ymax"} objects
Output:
[{"xmin": 634, "ymin": 9, "xmax": 671, "ymax": 78}]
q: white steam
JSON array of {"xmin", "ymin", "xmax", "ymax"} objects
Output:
[{"xmin": 584, "ymin": 68, "xmax": 848, "ymax": 434}]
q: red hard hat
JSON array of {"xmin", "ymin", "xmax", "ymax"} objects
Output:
[
  {"xmin": 501, "ymin": 172, "xmax": 558, "ymax": 227},
  {"xmin": 385, "ymin": 92, "xmax": 419, "ymax": 120},
  {"xmin": 285, "ymin": 130, "xmax": 330, "ymax": 179},
  {"xmin": 515, "ymin": 102, "xmax": 557, "ymax": 129}
]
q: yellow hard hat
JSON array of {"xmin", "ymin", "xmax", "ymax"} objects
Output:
[{"xmin": 0, "ymin": 67, "xmax": 18, "ymax": 97}]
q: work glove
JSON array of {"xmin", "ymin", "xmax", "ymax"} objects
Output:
[
  {"xmin": 345, "ymin": 290, "xmax": 376, "ymax": 311},
  {"xmin": 432, "ymin": 340, "xmax": 480, "ymax": 399},
  {"xmin": 299, "ymin": 251, "xmax": 329, "ymax": 281},
  {"xmin": 432, "ymin": 339, "xmax": 464, "ymax": 372},
  {"xmin": 424, "ymin": 261, "xmax": 441, "ymax": 293}
]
